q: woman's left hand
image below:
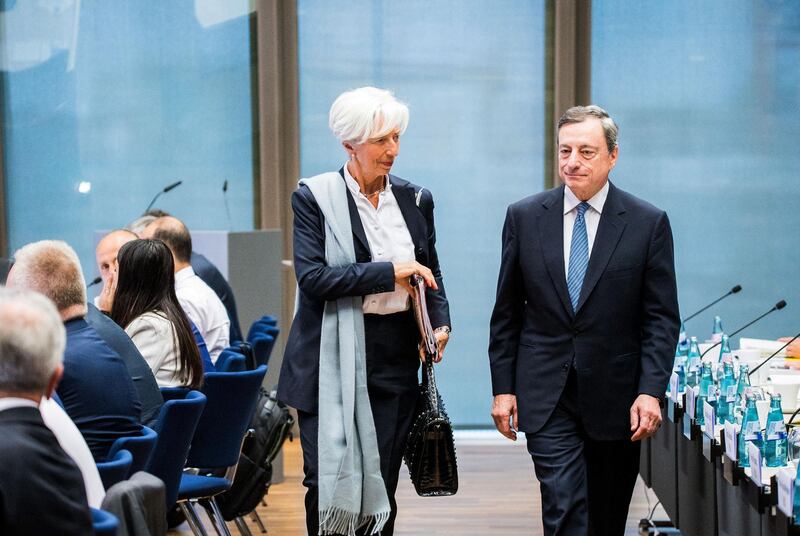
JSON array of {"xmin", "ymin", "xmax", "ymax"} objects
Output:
[{"xmin": 432, "ymin": 330, "xmax": 449, "ymax": 363}]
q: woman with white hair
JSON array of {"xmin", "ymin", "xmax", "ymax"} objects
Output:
[{"xmin": 277, "ymin": 87, "xmax": 451, "ymax": 536}]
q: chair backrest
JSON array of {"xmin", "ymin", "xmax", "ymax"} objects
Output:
[
  {"xmin": 215, "ymin": 348, "xmax": 246, "ymax": 372},
  {"xmin": 91, "ymin": 507, "xmax": 120, "ymax": 536},
  {"xmin": 96, "ymin": 449, "xmax": 133, "ymax": 491},
  {"xmin": 186, "ymin": 365, "xmax": 267, "ymax": 469},
  {"xmin": 106, "ymin": 425, "xmax": 158, "ymax": 475},
  {"xmin": 247, "ymin": 321, "xmax": 279, "ymax": 344},
  {"xmin": 144, "ymin": 390, "xmax": 207, "ymax": 508},
  {"xmin": 217, "ymin": 353, "xmax": 247, "ymax": 372},
  {"xmin": 250, "ymin": 334, "xmax": 275, "ymax": 368}
]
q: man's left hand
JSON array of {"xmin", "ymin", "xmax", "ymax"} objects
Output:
[{"xmin": 630, "ymin": 393, "xmax": 661, "ymax": 441}]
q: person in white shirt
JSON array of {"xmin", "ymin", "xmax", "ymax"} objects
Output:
[
  {"xmin": 140, "ymin": 216, "xmax": 230, "ymax": 363},
  {"xmin": 0, "ymin": 287, "xmax": 93, "ymax": 533}
]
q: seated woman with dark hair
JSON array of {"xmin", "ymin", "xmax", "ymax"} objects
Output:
[{"xmin": 109, "ymin": 239, "xmax": 204, "ymax": 389}]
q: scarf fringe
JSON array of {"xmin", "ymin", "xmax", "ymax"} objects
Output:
[{"xmin": 319, "ymin": 507, "xmax": 391, "ymax": 536}]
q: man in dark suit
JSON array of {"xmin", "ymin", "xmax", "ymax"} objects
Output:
[
  {"xmin": 86, "ymin": 303, "xmax": 163, "ymax": 426},
  {"xmin": 8, "ymin": 240, "xmax": 142, "ymax": 461},
  {"xmin": 0, "ymin": 287, "xmax": 93, "ymax": 534},
  {"xmin": 489, "ymin": 105, "xmax": 679, "ymax": 535}
]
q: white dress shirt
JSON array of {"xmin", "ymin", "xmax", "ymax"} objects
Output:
[
  {"xmin": 343, "ymin": 164, "xmax": 416, "ymax": 314},
  {"xmin": 125, "ymin": 311, "xmax": 185, "ymax": 387},
  {"xmin": 175, "ymin": 266, "xmax": 230, "ymax": 363},
  {"xmin": 0, "ymin": 397, "xmax": 105, "ymax": 507},
  {"xmin": 563, "ymin": 181, "xmax": 609, "ymax": 279},
  {"xmin": 39, "ymin": 398, "xmax": 106, "ymax": 506}
]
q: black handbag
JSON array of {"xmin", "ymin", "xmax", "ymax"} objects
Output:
[{"xmin": 403, "ymin": 275, "xmax": 458, "ymax": 496}]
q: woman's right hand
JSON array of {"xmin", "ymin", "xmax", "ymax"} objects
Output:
[
  {"xmin": 98, "ymin": 267, "xmax": 117, "ymax": 313},
  {"xmin": 393, "ymin": 261, "xmax": 437, "ymax": 295}
]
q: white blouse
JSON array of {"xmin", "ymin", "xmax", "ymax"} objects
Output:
[
  {"xmin": 125, "ymin": 311, "xmax": 184, "ymax": 388},
  {"xmin": 343, "ymin": 164, "xmax": 416, "ymax": 315}
]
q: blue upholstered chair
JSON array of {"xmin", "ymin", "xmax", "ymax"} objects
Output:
[
  {"xmin": 217, "ymin": 353, "xmax": 247, "ymax": 373},
  {"xmin": 95, "ymin": 449, "xmax": 133, "ymax": 490},
  {"xmin": 91, "ymin": 507, "xmax": 119, "ymax": 536},
  {"xmin": 215, "ymin": 348, "xmax": 247, "ymax": 372},
  {"xmin": 177, "ymin": 366, "xmax": 267, "ymax": 536},
  {"xmin": 249, "ymin": 334, "xmax": 275, "ymax": 368},
  {"xmin": 143, "ymin": 390, "xmax": 207, "ymax": 511},
  {"xmin": 106, "ymin": 425, "xmax": 157, "ymax": 476}
]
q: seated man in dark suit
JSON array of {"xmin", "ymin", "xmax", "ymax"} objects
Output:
[
  {"xmin": 0, "ymin": 287, "xmax": 93, "ymax": 534},
  {"xmin": 7, "ymin": 240, "xmax": 142, "ymax": 461},
  {"xmin": 86, "ymin": 303, "xmax": 163, "ymax": 426}
]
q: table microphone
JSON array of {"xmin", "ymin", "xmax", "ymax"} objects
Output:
[
  {"xmin": 87, "ymin": 276, "xmax": 102, "ymax": 288},
  {"xmin": 700, "ymin": 299, "xmax": 787, "ymax": 359},
  {"xmin": 144, "ymin": 180, "xmax": 183, "ymax": 212},
  {"xmin": 748, "ymin": 331, "xmax": 800, "ymax": 376},
  {"xmin": 683, "ymin": 284, "xmax": 742, "ymax": 322}
]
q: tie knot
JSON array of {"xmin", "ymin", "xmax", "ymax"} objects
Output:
[{"xmin": 576, "ymin": 202, "xmax": 589, "ymax": 217}]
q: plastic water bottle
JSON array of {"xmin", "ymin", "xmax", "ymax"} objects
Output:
[
  {"xmin": 717, "ymin": 362, "xmax": 736, "ymax": 424},
  {"xmin": 686, "ymin": 337, "xmax": 702, "ymax": 388},
  {"xmin": 738, "ymin": 394, "xmax": 762, "ymax": 468},
  {"xmin": 765, "ymin": 394, "xmax": 788, "ymax": 467},
  {"xmin": 718, "ymin": 334, "xmax": 733, "ymax": 365},
  {"xmin": 677, "ymin": 321, "xmax": 689, "ymax": 355},
  {"xmin": 711, "ymin": 316, "xmax": 724, "ymax": 343}
]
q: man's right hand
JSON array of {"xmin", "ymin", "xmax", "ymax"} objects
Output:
[{"xmin": 491, "ymin": 394, "xmax": 518, "ymax": 441}]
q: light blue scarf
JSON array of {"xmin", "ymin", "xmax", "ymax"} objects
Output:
[{"xmin": 299, "ymin": 172, "xmax": 391, "ymax": 536}]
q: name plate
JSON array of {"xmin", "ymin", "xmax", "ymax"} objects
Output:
[
  {"xmin": 669, "ymin": 372, "xmax": 679, "ymax": 403},
  {"xmin": 686, "ymin": 387, "xmax": 697, "ymax": 422},
  {"xmin": 777, "ymin": 467, "xmax": 797, "ymax": 517},
  {"xmin": 748, "ymin": 442, "xmax": 763, "ymax": 487},
  {"xmin": 703, "ymin": 401, "xmax": 716, "ymax": 440},
  {"xmin": 724, "ymin": 422, "xmax": 738, "ymax": 461}
]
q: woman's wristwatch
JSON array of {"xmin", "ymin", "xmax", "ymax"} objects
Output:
[{"xmin": 433, "ymin": 326, "xmax": 451, "ymax": 335}]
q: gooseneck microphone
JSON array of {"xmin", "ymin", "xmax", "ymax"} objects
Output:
[
  {"xmin": 683, "ymin": 284, "xmax": 743, "ymax": 322},
  {"xmin": 87, "ymin": 276, "xmax": 102, "ymax": 288},
  {"xmin": 749, "ymin": 331, "xmax": 800, "ymax": 376},
  {"xmin": 145, "ymin": 180, "xmax": 183, "ymax": 212},
  {"xmin": 700, "ymin": 300, "xmax": 788, "ymax": 358}
]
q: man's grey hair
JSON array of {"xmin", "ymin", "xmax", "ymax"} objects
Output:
[
  {"xmin": 11, "ymin": 240, "xmax": 87, "ymax": 312},
  {"xmin": 126, "ymin": 214, "xmax": 158, "ymax": 236},
  {"xmin": 0, "ymin": 287, "xmax": 65, "ymax": 394},
  {"xmin": 558, "ymin": 105, "xmax": 619, "ymax": 154},
  {"xmin": 329, "ymin": 86, "xmax": 409, "ymax": 145}
]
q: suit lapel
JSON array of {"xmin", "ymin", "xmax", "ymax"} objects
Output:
[
  {"xmin": 539, "ymin": 187, "xmax": 574, "ymax": 318},
  {"xmin": 390, "ymin": 176, "xmax": 427, "ymax": 249},
  {"xmin": 338, "ymin": 167, "xmax": 371, "ymax": 254},
  {"xmin": 576, "ymin": 182, "xmax": 627, "ymax": 313}
]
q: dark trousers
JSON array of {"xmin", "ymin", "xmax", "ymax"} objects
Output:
[
  {"xmin": 298, "ymin": 311, "xmax": 420, "ymax": 536},
  {"xmin": 526, "ymin": 369, "xmax": 641, "ymax": 536}
]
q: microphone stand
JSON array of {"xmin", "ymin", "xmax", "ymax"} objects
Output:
[
  {"xmin": 700, "ymin": 300, "xmax": 787, "ymax": 359},
  {"xmin": 683, "ymin": 284, "xmax": 742, "ymax": 323}
]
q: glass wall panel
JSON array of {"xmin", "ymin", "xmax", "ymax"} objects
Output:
[
  {"xmin": 592, "ymin": 1, "xmax": 800, "ymax": 343},
  {"xmin": 298, "ymin": 0, "xmax": 547, "ymax": 426},
  {"xmin": 1, "ymin": 0, "xmax": 255, "ymax": 280}
]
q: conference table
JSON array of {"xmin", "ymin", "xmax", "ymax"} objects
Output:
[{"xmin": 641, "ymin": 397, "xmax": 800, "ymax": 536}]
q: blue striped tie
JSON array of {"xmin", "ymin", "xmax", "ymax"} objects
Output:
[{"xmin": 567, "ymin": 202, "xmax": 590, "ymax": 312}]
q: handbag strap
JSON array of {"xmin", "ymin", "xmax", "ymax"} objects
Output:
[{"xmin": 411, "ymin": 275, "xmax": 440, "ymax": 415}]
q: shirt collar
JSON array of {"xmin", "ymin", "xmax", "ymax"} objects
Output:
[
  {"xmin": 0, "ymin": 397, "xmax": 39, "ymax": 413},
  {"xmin": 342, "ymin": 163, "xmax": 391, "ymax": 199},
  {"xmin": 563, "ymin": 180, "xmax": 609, "ymax": 215},
  {"xmin": 175, "ymin": 266, "xmax": 196, "ymax": 284}
]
